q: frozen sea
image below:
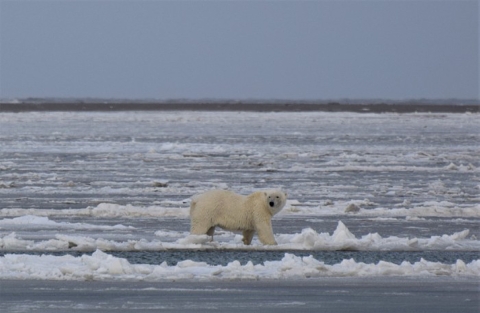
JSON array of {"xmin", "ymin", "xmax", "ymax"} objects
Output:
[{"xmin": 0, "ymin": 110, "xmax": 479, "ymax": 311}]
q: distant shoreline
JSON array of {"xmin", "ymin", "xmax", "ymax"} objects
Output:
[{"xmin": 0, "ymin": 100, "xmax": 478, "ymax": 113}]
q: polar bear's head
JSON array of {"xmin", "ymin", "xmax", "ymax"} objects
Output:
[{"xmin": 264, "ymin": 190, "xmax": 287, "ymax": 215}]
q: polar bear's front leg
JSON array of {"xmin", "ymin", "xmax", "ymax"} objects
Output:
[
  {"xmin": 242, "ymin": 230, "xmax": 255, "ymax": 245},
  {"xmin": 255, "ymin": 220, "xmax": 277, "ymax": 245}
]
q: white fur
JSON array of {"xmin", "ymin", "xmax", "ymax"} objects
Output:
[{"xmin": 189, "ymin": 189, "xmax": 287, "ymax": 245}]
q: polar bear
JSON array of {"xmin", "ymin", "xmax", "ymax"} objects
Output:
[{"xmin": 189, "ymin": 189, "xmax": 287, "ymax": 245}]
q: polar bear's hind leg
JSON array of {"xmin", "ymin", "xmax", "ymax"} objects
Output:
[
  {"xmin": 190, "ymin": 224, "xmax": 216, "ymax": 241},
  {"xmin": 242, "ymin": 230, "xmax": 255, "ymax": 245}
]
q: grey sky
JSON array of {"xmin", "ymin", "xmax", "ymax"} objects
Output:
[{"xmin": 0, "ymin": 0, "xmax": 478, "ymax": 100}]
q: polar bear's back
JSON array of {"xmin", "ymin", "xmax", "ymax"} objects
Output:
[
  {"xmin": 190, "ymin": 190, "xmax": 256, "ymax": 232},
  {"xmin": 190, "ymin": 189, "xmax": 247, "ymax": 216}
]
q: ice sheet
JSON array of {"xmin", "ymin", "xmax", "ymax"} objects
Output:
[
  {"xmin": 1, "ymin": 112, "xmax": 479, "ymax": 216},
  {"xmin": 1, "ymin": 111, "xmax": 479, "ymax": 281}
]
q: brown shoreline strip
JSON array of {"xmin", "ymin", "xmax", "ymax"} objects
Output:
[{"xmin": 0, "ymin": 101, "xmax": 478, "ymax": 113}]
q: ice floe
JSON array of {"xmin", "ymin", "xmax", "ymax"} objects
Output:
[
  {"xmin": 1, "ymin": 200, "xmax": 479, "ymax": 219},
  {"xmin": 282, "ymin": 201, "xmax": 480, "ymax": 218},
  {"xmin": 0, "ymin": 250, "xmax": 478, "ymax": 281},
  {"xmin": 1, "ymin": 221, "xmax": 478, "ymax": 252},
  {"xmin": 0, "ymin": 215, "xmax": 133, "ymax": 230},
  {"xmin": 0, "ymin": 203, "xmax": 190, "ymax": 218}
]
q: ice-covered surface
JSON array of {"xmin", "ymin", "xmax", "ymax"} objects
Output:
[
  {"xmin": 0, "ymin": 250, "xmax": 478, "ymax": 281},
  {"xmin": 0, "ymin": 203, "xmax": 190, "ymax": 218},
  {"xmin": 2, "ymin": 201, "xmax": 480, "ymax": 218},
  {"xmin": 1, "ymin": 111, "xmax": 478, "ymax": 212},
  {"xmin": 2, "ymin": 220, "xmax": 477, "ymax": 252},
  {"xmin": 0, "ymin": 215, "xmax": 133, "ymax": 230},
  {"xmin": 0, "ymin": 111, "xmax": 479, "ymax": 280}
]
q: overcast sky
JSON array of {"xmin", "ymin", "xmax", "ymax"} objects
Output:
[{"xmin": 0, "ymin": 0, "xmax": 478, "ymax": 100}]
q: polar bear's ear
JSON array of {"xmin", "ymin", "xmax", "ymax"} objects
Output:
[
  {"xmin": 284, "ymin": 192, "xmax": 288, "ymax": 197},
  {"xmin": 264, "ymin": 192, "xmax": 267, "ymax": 197}
]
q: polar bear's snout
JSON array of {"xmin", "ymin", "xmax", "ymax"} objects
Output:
[{"xmin": 265, "ymin": 192, "xmax": 287, "ymax": 214}]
